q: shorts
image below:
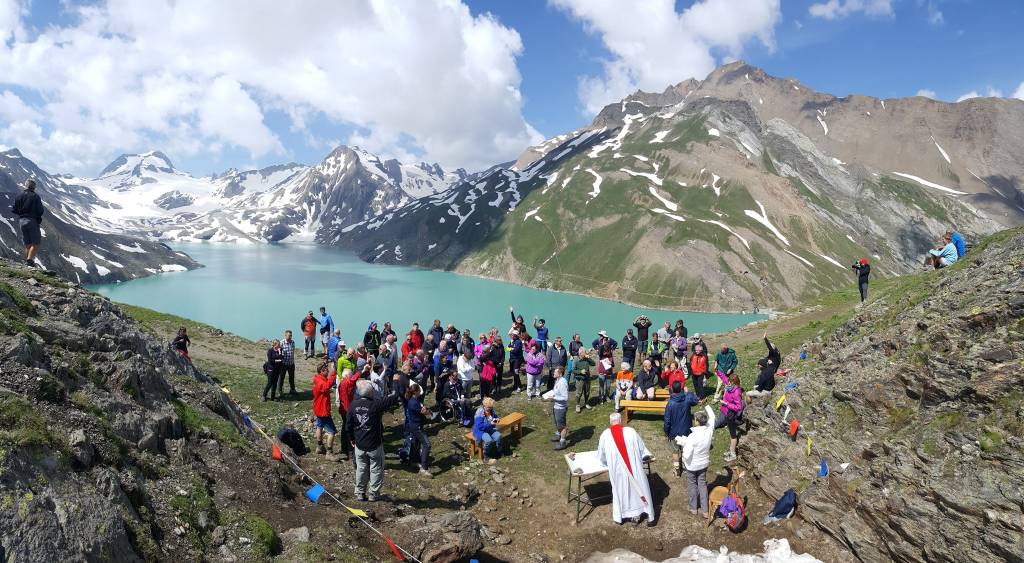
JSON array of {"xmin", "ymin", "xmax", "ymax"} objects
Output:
[
  {"xmin": 19, "ymin": 218, "xmax": 40, "ymax": 246},
  {"xmin": 315, "ymin": 415, "xmax": 337, "ymax": 435},
  {"xmin": 553, "ymin": 406, "xmax": 567, "ymax": 430}
]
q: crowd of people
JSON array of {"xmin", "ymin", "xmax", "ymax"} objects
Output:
[{"xmin": 251, "ymin": 303, "xmax": 791, "ymax": 525}]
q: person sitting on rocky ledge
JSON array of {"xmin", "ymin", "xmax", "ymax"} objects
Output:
[
  {"xmin": 925, "ymin": 232, "xmax": 959, "ymax": 269},
  {"xmin": 747, "ymin": 333, "xmax": 780, "ymax": 399}
]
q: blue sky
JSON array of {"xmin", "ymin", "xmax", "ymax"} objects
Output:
[{"xmin": 0, "ymin": 0, "xmax": 1021, "ymax": 177}]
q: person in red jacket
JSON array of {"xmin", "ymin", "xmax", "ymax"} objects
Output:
[
  {"xmin": 661, "ymin": 360, "xmax": 687, "ymax": 394},
  {"xmin": 337, "ymin": 366, "xmax": 361, "ymax": 461},
  {"xmin": 409, "ymin": 322, "xmax": 425, "ymax": 352},
  {"xmin": 312, "ymin": 361, "xmax": 338, "ymax": 456},
  {"xmin": 688, "ymin": 343, "xmax": 709, "ymax": 399}
]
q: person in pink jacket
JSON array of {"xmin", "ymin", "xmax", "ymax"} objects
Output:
[
  {"xmin": 524, "ymin": 343, "xmax": 546, "ymax": 400},
  {"xmin": 715, "ymin": 371, "xmax": 744, "ymax": 462}
]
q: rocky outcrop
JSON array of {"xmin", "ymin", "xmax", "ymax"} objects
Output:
[
  {"xmin": 0, "ymin": 260, "xmax": 481, "ymax": 562},
  {"xmin": 742, "ymin": 227, "xmax": 1024, "ymax": 562}
]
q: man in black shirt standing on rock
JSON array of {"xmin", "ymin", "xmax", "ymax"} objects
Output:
[{"xmin": 11, "ymin": 180, "xmax": 44, "ymax": 267}]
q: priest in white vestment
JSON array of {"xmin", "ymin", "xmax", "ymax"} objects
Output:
[{"xmin": 598, "ymin": 412, "xmax": 655, "ymax": 525}]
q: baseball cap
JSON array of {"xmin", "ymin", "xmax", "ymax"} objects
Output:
[{"xmin": 598, "ymin": 330, "xmax": 608, "ymax": 337}]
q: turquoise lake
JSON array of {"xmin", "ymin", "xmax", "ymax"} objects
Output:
[{"xmin": 91, "ymin": 242, "xmax": 765, "ymax": 343}]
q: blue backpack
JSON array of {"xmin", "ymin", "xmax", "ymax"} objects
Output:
[{"xmin": 769, "ymin": 488, "xmax": 798, "ymax": 519}]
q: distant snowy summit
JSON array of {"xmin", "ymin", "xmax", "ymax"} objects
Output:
[{"xmin": 69, "ymin": 145, "xmax": 463, "ymax": 244}]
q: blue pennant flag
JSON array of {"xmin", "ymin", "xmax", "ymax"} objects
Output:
[
  {"xmin": 305, "ymin": 483, "xmax": 325, "ymax": 504},
  {"xmin": 243, "ymin": 415, "xmax": 253, "ymax": 428},
  {"xmin": 784, "ymin": 382, "xmax": 798, "ymax": 392},
  {"xmin": 818, "ymin": 459, "xmax": 829, "ymax": 478}
]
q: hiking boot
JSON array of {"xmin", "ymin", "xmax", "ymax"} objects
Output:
[
  {"xmin": 262, "ymin": 396, "xmax": 268, "ymax": 402},
  {"xmin": 575, "ymin": 405, "xmax": 581, "ymax": 414},
  {"xmin": 316, "ymin": 444, "xmax": 327, "ymax": 455},
  {"xmin": 554, "ymin": 441, "xmax": 568, "ymax": 451},
  {"xmin": 550, "ymin": 435, "xmax": 561, "ymax": 442},
  {"xmin": 356, "ymin": 493, "xmax": 367, "ymax": 502},
  {"xmin": 723, "ymin": 451, "xmax": 737, "ymax": 462},
  {"xmin": 419, "ymin": 468, "xmax": 432, "ymax": 478},
  {"xmin": 585, "ymin": 404, "xmax": 593, "ymax": 410},
  {"xmin": 25, "ymin": 259, "xmax": 33, "ymax": 268}
]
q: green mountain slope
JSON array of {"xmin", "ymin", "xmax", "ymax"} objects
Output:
[{"xmin": 329, "ymin": 62, "xmax": 1022, "ymax": 311}]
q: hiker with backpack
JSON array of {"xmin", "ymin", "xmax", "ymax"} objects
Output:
[
  {"xmin": 12, "ymin": 179, "xmax": 44, "ymax": 267},
  {"xmin": 851, "ymin": 258, "xmax": 870, "ymax": 302},
  {"xmin": 346, "ymin": 380, "xmax": 400, "ymax": 502},
  {"xmin": 664, "ymin": 381, "xmax": 699, "ymax": 477},
  {"xmin": 402, "ymin": 382, "xmax": 433, "ymax": 477},
  {"xmin": 675, "ymin": 404, "xmax": 716, "ymax": 518}
]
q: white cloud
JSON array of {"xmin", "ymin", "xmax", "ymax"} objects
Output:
[
  {"xmin": 956, "ymin": 87, "xmax": 1003, "ymax": 102},
  {"xmin": 808, "ymin": 0, "xmax": 893, "ymax": 20},
  {"xmin": 1013, "ymin": 82, "xmax": 1024, "ymax": 100},
  {"xmin": 0, "ymin": 0, "xmax": 541, "ymax": 175},
  {"xmin": 552, "ymin": 0, "xmax": 781, "ymax": 115},
  {"xmin": 915, "ymin": 89, "xmax": 937, "ymax": 99}
]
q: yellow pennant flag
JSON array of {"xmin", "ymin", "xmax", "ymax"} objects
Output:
[
  {"xmin": 775, "ymin": 394, "xmax": 786, "ymax": 410},
  {"xmin": 347, "ymin": 506, "xmax": 368, "ymax": 518},
  {"xmin": 221, "ymin": 387, "xmax": 230, "ymax": 394},
  {"xmin": 805, "ymin": 436, "xmax": 812, "ymax": 456}
]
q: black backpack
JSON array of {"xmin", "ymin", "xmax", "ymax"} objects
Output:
[{"xmin": 276, "ymin": 427, "xmax": 307, "ymax": 456}]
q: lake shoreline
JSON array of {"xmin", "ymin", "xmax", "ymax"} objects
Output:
[{"xmin": 157, "ymin": 238, "xmax": 775, "ymax": 317}]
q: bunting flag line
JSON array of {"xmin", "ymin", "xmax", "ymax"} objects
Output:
[
  {"xmin": 237, "ymin": 411, "xmax": 422, "ymax": 563},
  {"xmin": 788, "ymin": 419, "xmax": 799, "ymax": 438},
  {"xmin": 784, "ymin": 382, "xmax": 798, "ymax": 392},
  {"xmin": 805, "ymin": 436, "xmax": 812, "ymax": 456},
  {"xmin": 818, "ymin": 459, "xmax": 829, "ymax": 478},
  {"xmin": 271, "ymin": 444, "xmax": 282, "ymax": 461},
  {"xmin": 305, "ymin": 483, "xmax": 326, "ymax": 504},
  {"xmin": 782, "ymin": 405, "xmax": 791, "ymax": 422},
  {"xmin": 221, "ymin": 387, "xmax": 231, "ymax": 394},
  {"xmin": 384, "ymin": 535, "xmax": 405, "ymax": 561},
  {"xmin": 775, "ymin": 394, "xmax": 786, "ymax": 410}
]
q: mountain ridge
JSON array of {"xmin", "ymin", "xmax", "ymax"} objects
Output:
[{"xmin": 328, "ymin": 61, "xmax": 1021, "ymax": 311}]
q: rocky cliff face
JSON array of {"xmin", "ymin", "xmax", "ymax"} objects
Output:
[
  {"xmin": 743, "ymin": 227, "xmax": 1024, "ymax": 562},
  {"xmin": 0, "ymin": 260, "xmax": 481, "ymax": 562}
]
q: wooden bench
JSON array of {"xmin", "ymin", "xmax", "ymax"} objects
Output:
[
  {"xmin": 654, "ymin": 388, "xmax": 670, "ymax": 400},
  {"xmin": 619, "ymin": 399, "xmax": 667, "ymax": 423},
  {"xmin": 463, "ymin": 411, "xmax": 527, "ymax": 461}
]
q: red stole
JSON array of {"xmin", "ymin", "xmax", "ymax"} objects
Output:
[{"xmin": 610, "ymin": 423, "xmax": 634, "ymax": 476}]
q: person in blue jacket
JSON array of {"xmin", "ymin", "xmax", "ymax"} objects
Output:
[
  {"xmin": 319, "ymin": 306, "xmax": 335, "ymax": 356},
  {"xmin": 473, "ymin": 397, "xmax": 502, "ymax": 464},
  {"xmin": 664, "ymin": 381, "xmax": 700, "ymax": 475},
  {"xmin": 533, "ymin": 317, "xmax": 550, "ymax": 352},
  {"xmin": 926, "ymin": 233, "xmax": 959, "ymax": 269}
]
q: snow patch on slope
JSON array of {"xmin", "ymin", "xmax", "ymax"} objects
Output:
[
  {"xmin": 891, "ymin": 172, "xmax": 967, "ymax": 195},
  {"xmin": 744, "ymin": 201, "xmax": 789, "ymax": 246},
  {"xmin": 648, "ymin": 187, "xmax": 677, "ymax": 211}
]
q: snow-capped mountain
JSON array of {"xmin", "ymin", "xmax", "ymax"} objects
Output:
[
  {"xmin": 73, "ymin": 146, "xmax": 461, "ymax": 244},
  {"xmin": 328, "ymin": 61, "xmax": 1023, "ymax": 311},
  {"xmin": 0, "ymin": 149, "xmax": 198, "ymax": 283}
]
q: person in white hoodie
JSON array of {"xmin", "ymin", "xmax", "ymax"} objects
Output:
[
  {"xmin": 456, "ymin": 350, "xmax": 477, "ymax": 402},
  {"xmin": 676, "ymin": 404, "xmax": 716, "ymax": 518}
]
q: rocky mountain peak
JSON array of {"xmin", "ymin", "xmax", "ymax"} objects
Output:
[{"xmin": 98, "ymin": 150, "xmax": 177, "ymax": 179}]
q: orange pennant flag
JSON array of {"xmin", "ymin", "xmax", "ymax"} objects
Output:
[
  {"xmin": 384, "ymin": 535, "xmax": 405, "ymax": 561},
  {"xmin": 271, "ymin": 444, "xmax": 283, "ymax": 461},
  {"xmin": 788, "ymin": 419, "xmax": 799, "ymax": 439}
]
